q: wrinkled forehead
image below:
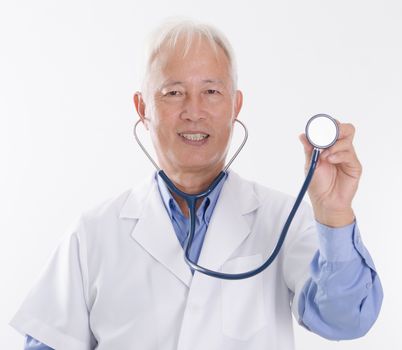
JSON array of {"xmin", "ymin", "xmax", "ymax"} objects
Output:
[{"xmin": 148, "ymin": 35, "xmax": 232, "ymax": 83}]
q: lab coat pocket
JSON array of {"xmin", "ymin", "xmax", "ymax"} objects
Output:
[{"xmin": 221, "ymin": 254, "xmax": 267, "ymax": 340}]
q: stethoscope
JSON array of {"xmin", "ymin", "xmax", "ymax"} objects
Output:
[{"xmin": 133, "ymin": 114, "xmax": 339, "ymax": 280}]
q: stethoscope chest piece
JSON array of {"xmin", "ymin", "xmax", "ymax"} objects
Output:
[{"xmin": 305, "ymin": 114, "xmax": 339, "ymax": 149}]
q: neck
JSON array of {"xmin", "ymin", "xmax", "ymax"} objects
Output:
[{"xmin": 161, "ymin": 164, "xmax": 224, "ymax": 217}]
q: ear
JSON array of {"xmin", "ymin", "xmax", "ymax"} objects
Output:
[
  {"xmin": 133, "ymin": 92, "xmax": 149, "ymax": 130},
  {"xmin": 233, "ymin": 90, "xmax": 243, "ymax": 120}
]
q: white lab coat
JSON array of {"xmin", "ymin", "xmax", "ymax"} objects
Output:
[{"xmin": 10, "ymin": 171, "xmax": 319, "ymax": 350}]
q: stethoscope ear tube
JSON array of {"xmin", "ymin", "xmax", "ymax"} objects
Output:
[{"xmin": 133, "ymin": 118, "xmax": 248, "ymax": 173}]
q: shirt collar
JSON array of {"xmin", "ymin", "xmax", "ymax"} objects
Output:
[{"xmin": 155, "ymin": 171, "xmax": 228, "ymax": 224}]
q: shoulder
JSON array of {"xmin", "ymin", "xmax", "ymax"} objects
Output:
[
  {"xmin": 83, "ymin": 189, "xmax": 132, "ymax": 220},
  {"xmin": 73, "ymin": 174, "xmax": 156, "ymax": 238}
]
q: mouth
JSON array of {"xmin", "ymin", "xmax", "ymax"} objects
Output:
[{"xmin": 178, "ymin": 132, "xmax": 210, "ymax": 145}]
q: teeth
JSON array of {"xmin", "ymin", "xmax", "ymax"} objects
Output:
[{"xmin": 180, "ymin": 133, "xmax": 208, "ymax": 141}]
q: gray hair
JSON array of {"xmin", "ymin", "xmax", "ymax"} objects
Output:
[{"xmin": 141, "ymin": 18, "xmax": 238, "ymax": 99}]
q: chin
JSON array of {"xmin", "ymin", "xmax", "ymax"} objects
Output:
[{"xmin": 179, "ymin": 159, "xmax": 225, "ymax": 173}]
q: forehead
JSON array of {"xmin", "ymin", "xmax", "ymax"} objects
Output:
[{"xmin": 150, "ymin": 37, "xmax": 231, "ymax": 84}]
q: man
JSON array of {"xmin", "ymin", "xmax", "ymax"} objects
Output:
[{"xmin": 11, "ymin": 19, "xmax": 382, "ymax": 349}]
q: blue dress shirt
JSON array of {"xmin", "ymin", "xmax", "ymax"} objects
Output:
[
  {"xmin": 24, "ymin": 172, "xmax": 382, "ymax": 348},
  {"xmin": 156, "ymin": 171, "xmax": 227, "ymax": 265},
  {"xmin": 24, "ymin": 335, "xmax": 50, "ymax": 350},
  {"xmin": 298, "ymin": 220, "xmax": 383, "ymax": 340}
]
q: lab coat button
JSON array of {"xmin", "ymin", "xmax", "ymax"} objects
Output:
[{"xmin": 366, "ymin": 282, "xmax": 372, "ymax": 289}]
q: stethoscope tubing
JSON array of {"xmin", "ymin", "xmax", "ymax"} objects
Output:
[
  {"xmin": 133, "ymin": 118, "xmax": 320, "ymax": 280},
  {"xmin": 181, "ymin": 148, "xmax": 320, "ymax": 280}
]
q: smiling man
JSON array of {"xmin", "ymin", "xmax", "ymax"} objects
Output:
[
  {"xmin": 11, "ymin": 19, "xmax": 382, "ymax": 350},
  {"xmin": 134, "ymin": 31, "xmax": 242, "ymax": 214}
]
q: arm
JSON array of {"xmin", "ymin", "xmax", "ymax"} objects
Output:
[
  {"xmin": 10, "ymin": 220, "xmax": 96, "ymax": 349},
  {"xmin": 25, "ymin": 335, "xmax": 54, "ymax": 350},
  {"xmin": 297, "ymin": 220, "xmax": 383, "ymax": 340},
  {"xmin": 296, "ymin": 120, "xmax": 383, "ymax": 338}
]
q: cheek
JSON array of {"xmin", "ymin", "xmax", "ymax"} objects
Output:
[
  {"xmin": 150, "ymin": 117, "xmax": 176, "ymax": 148},
  {"xmin": 215, "ymin": 117, "xmax": 234, "ymax": 140},
  {"xmin": 152, "ymin": 102, "xmax": 179, "ymax": 129}
]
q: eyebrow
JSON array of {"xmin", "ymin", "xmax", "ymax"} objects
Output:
[
  {"xmin": 202, "ymin": 79, "xmax": 225, "ymax": 85},
  {"xmin": 161, "ymin": 81, "xmax": 184, "ymax": 89},
  {"xmin": 160, "ymin": 79, "xmax": 225, "ymax": 89}
]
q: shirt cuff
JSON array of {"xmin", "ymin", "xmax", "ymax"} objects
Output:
[{"xmin": 315, "ymin": 219, "xmax": 361, "ymax": 262}]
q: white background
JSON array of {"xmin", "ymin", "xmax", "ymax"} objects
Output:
[{"xmin": 1, "ymin": 0, "xmax": 401, "ymax": 348}]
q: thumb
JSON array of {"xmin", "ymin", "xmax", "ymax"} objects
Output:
[{"xmin": 299, "ymin": 133, "xmax": 314, "ymax": 172}]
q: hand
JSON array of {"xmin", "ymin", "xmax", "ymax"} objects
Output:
[{"xmin": 299, "ymin": 120, "xmax": 362, "ymax": 227}]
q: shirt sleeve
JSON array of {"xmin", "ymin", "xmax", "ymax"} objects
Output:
[
  {"xmin": 9, "ymin": 218, "xmax": 96, "ymax": 350},
  {"xmin": 297, "ymin": 219, "xmax": 383, "ymax": 340},
  {"xmin": 24, "ymin": 335, "xmax": 54, "ymax": 350}
]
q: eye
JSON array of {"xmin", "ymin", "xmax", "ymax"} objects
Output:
[
  {"xmin": 165, "ymin": 91, "xmax": 181, "ymax": 96},
  {"xmin": 206, "ymin": 89, "xmax": 220, "ymax": 95}
]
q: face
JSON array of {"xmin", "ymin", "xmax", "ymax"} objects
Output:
[{"xmin": 134, "ymin": 37, "xmax": 243, "ymax": 176}]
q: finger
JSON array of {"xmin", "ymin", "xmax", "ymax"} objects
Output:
[
  {"xmin": 321, "ymin": 138, "xmax": 354, "ymax": 159},
  {"xmin": 326, "ymin": 150, "xmax": 361, "ymax": 169},
  {"xmin": 299, "ymin": 133, "xmax": 314, "ymax": 165},
  {"xmin": 337, "ymin": 122, "xmax": 356, "ymax": 141},
  {"xmin": 299, "ymin": 133, "xmax": 313, "ymax": 154},
  {"xmin": 299, "ymin": 133, "xmax": 323, "ymax": 172}
]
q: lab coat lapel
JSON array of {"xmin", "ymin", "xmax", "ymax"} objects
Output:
[
  {"xmin": 197, "ymin": 171, "xmax": 260, "ymax": 271},
  {"xmin": 120, "ymin": 175, "xmax": 192, "ymax": 288}
]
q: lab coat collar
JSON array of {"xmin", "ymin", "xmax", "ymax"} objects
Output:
[{"xmin": 119, "ymin": 170, "xmax": 261, "ymax": 287}]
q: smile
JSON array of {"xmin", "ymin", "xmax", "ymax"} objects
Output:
[{"xmin": 178, "ymin": 133, "xmax": 210, "ymax": 141}]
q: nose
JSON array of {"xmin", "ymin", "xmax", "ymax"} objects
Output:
[{"xmin": 180, "ymin": 93, "xmax": 206, "ymax": 122}]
